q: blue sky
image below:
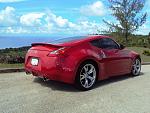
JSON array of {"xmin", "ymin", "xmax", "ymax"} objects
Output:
[
  {"xmin": 0, "ymin": 0, "xmax": 150, "ymax": 36},
  {"xmin": 0, "ymin": 0, "xmax": 150, "ymax": 37}
]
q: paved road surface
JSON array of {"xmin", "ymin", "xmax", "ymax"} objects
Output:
[{"xmin": 0, "ymin": 65, "xmax": 150, "ymax": 113}]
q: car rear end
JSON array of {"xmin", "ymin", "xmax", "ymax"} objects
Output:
[
  {"xmin": 25, "ymin": 36, "xmax": 96, "ymax": 84},
  {"xmin": 25, "ymin": 43, "xmax": 72, "ymax": 83}
]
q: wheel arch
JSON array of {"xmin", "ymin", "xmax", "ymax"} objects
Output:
[
  {"xmin": 132, "ymin": 54, "xmax": 141, "ymax": 63},
  {"xmin": 136, "ymin": 55, "xmax": 141, "ymax": 62},
  {"xmin": 74, "ymin": 57, "xmax": 100, "ymax": 83}
]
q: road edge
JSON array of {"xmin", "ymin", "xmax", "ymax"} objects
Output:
[
  {"xmin": 142, "ymin": 62, "xmax": 150, "ymax": 65},
  {"xmin": 0, "ymin": 68, "xmax": 24, "ymax": 74}
]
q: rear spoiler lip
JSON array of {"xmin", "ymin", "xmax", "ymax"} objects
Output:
[{"xmin": 31, "ymin": 43, "xmax": 63, "ymax": 48}]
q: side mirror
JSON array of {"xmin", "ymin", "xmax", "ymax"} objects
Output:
[{"xmin": 120, "ymin": 44, "xmax": 125, "ymax": 49}]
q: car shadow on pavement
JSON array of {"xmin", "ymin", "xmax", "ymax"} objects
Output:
[
  {"xmin": 95, "ymin": 72, "xmax": 144, "ymax": 89},
  {"xmin": 33, "ymin": 77, "xmax": 80, "ymax": 92},
  {"xmin": 33, "ymin": 72, "xmax": 144, "ymax": 92}
]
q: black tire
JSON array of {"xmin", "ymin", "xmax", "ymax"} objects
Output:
[
  {"xmin": 75, "ymin": 61, "xmax": 98, "ymax": 91},
  {"xmin": 131, "ymin": 58, "xmax": 141, "ymax": 76}
]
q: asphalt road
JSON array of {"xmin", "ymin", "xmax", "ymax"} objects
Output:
[{"xmin": 0, "ymin": 65, "xmax": 150, "ymax": 113}]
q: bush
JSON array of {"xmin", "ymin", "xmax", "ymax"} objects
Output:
[
  {"xmin": 0, "ymin": 55, "xmax": 25, "ymax": 64},
  {"xmin": 143, "ymin": 50, "xmax": 150, "ymax": 56},
  {"xmin": 0, "ymin": 46, "xmax": 30, "ymax": 64},
  {"xmin": 110, "ymin": 34, "xmax": 150, "ymax": 48}
]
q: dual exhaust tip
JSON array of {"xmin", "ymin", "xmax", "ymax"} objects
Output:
[
  {"xmin": 43, "ymin": 77, "xmax": 49, "ymax": 81},
  {"xmin": 25, "ymin": 71, "xmax": 49, "ymax": 82}
]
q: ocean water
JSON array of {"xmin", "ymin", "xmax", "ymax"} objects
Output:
[{"xmin": 0, "ymin": 36, "xmax": 64, "ymax": 49}]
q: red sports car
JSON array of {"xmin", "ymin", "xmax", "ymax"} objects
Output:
[{"xmin": 25, "ymin": 35, "xmax": 141, "ymax": 90}]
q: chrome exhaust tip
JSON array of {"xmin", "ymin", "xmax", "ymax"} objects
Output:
[
  {"xmin": 43, "ymin": 77, "xmax": 49, "ymax": 81},
  {"xmin": 26, "ymin": 71, "xmax": 31, "ymax": 75}
]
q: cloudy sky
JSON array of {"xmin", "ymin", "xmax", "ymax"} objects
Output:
[{"xmin": 0, "ymin": 0, "xmax": 150, "ymax": 37}]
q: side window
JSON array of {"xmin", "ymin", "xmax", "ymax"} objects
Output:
[
  {"xmin": 99, "ymin": 38, "xmax": 119, "ymax": 49},
  {"xmin": 90, "ymin": 39, "xmax": 100, "ymax": 48}
]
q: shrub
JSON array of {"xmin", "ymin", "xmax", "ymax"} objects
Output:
[
  {"xmin": 0, "ymin": 46, "xmax": 30, "ymax": 64},
  {"xmin": 143, "ymin": 50, "xmax": 150, "ymax": 56}
]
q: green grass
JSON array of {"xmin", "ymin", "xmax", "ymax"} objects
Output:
[
  {"xmin": 0, "ymin": 63, "xmax": 24, "ymax": 69},
  {"xmin": 127, "ymin": 47, "xmax": 150, "ymax": 62}
]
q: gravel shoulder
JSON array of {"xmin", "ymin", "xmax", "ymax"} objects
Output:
[{"xmin": 0, "ymin": 65, "xmax": 150, "ymax": 113}]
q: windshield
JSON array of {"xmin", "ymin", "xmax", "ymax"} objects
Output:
[{"xmin": 50, "ymin": 36, "xmax": 87, "ymax": 44}]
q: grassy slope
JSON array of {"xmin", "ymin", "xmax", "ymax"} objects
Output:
[{"xmin": 127, "ymin": 47, "xmax": 150, "ymax": 62}]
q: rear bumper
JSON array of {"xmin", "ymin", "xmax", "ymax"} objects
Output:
[
  {"xmin": 25, "ymin": 67, "xmax": 74, "ymax": 84},
  {"xmin": 25, "ymin": 57, "xmax": 74, "ymax": 84},
  {"xmin": 25, "ymin": 66, "xmax": 58, "ymax": 80},
  {"xmin": 25, "ymin": 49, "xmax": 75, "ymax": 84}
]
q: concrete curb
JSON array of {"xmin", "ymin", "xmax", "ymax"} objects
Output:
[
  {"xmin": 0, "ymin": 68, "xmax": 24, "ymax": 74},
  {"xmin": 142, "ymin": 62, "xmax": 150, "ymax": 65},
  {"xmin": 0, "ymin": 62, "xmax": 149, "ymax": 74}
]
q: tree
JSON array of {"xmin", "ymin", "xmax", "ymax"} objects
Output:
[
  {"xmin": 103, "ymin": 0, "xmax": 147, "ymax": 42},
  {"xmin": 148, "ymin": 32, "xmax": 150, "ymax": 47}
]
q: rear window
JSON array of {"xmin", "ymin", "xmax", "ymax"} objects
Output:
[{"xmin": 50, "ymin": 36, "xmax": 87, "ymax": 44}]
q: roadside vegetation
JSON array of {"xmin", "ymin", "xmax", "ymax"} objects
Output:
[
  {"xmin": 143, "ymin": 50, "xmax": 150, "ymax": 56},
  {"xmin": 127, "ymin": 47, "xmax": 150, "ymax": 62},
  {"xmin": 0, "ymin": 46, "xmax": 30, "ymax": 68}
]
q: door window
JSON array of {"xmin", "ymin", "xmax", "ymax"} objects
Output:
[
  {"xmin": 99, "ymin": 38, "xmax": 119, "ymax": 49},
  {"xmin": 90, "ymin": 38, "xmax": 119, "ymax": 49}
]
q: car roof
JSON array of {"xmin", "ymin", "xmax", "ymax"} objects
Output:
[
  {"xmin": 57, "ymin": 35, "xmax": 111, "ymax": 46},
  {"xmin": 83, "ymin": 35, "xmax": 111, "ymax": 41}
]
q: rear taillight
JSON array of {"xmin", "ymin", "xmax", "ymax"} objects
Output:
[{"xmin": 47, "ymin": 47, "xmax": 69, "ymax": 56}]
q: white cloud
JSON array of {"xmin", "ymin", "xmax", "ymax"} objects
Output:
[
  {"xmin": 0, "ymin": 6, "xmax": 18, "ymax": 26},
  {"xmin": 0, "ymin": 0, "xmax": 25, "ymax": 3},
  {"xmin": 55, "ymin": 16, "xmax": 69, "ymax": 27},
  {"xmin": 44, "ymin": 10, "xmax": 102, "ymax": 34},
  {"xmin": 80, "ymin": 1, "xmax": 106, "ymax": 16},
  {"xmin": 45, "ymin": 11, "xmax": 70, "ymax": 28},
  {"xmin": 20, "ymin": 13, "xmax": 45, "ymax": 26},
  {"xmin": 0, "ymin": 6, "xmax": 103, "ymax": 35}
]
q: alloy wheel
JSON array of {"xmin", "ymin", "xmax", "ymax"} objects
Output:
[
  {"xmin": 79, "ymin": 64, "xmax": 97, "ymax": 89},
  {"xmin": 132, "ymin": 59, "xmax": 141, "ymax": 76}
]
